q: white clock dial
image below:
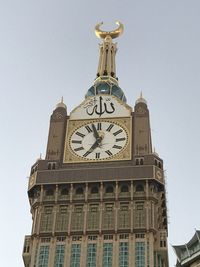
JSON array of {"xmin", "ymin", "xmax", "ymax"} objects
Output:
[{"xmin": 69, "ymin": 121, "xmax": 128, "ymax": 160}]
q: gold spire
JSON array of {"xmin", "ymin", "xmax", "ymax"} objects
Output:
[{"xmin": 95, "ymin": 21, "xmax": 124, "ymax": 82}]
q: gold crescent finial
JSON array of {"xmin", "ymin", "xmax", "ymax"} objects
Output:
[{"xmin": 95, "ymin": 21, "xmax": 124, "ymax": 40}]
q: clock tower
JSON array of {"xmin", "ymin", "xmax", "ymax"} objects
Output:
[{"xmin": 23, "ymin": 22, "xmax": 169, "ymax": 267}]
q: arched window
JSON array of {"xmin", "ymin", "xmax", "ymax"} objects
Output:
[
  {"xmin": 46, "ymin": 188, "xmax": 54, "ymax": 196},
  {"xmin": 140, "ymin": 158, "xmax": 144, "ymax": 165},
  {"xmin": 158, "ymin": 162, "xmax": 162, "ymax": 169},
  {"xmin": 47, "ymin": 163, "xmax": 51, "ymax": 170},
  {"xmin": 135, "ymin": 159, "xmax": 139, "ymax": 165},
  {"xmin": 121, "ymin": 185, "xmax": 129, "ymax": 193},
  {"xmin": 61, "ymin": 188, "xmax": 68, "ymax": 195},
  {"xmin": 91, "ymin": 187, "xmax": 99, "ymax": 194},
  {"xmin": 106, "ymin": 186, "xmax": 114, "ymax": 194},
  {"xmin": 136, "ymin": 184, "xmax": 144, "ymax": 192},
  {"xmin": 76, "ymin": 187, "xmax": 83, "ymax": 195},
  {"xmin": 52, "ymin": 163, "xmax": 56, "ymax": 170}
]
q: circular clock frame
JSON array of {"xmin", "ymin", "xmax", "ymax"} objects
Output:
[{"xmin": 68, "ymin": 120, "xmax": 129, "ymax": 161}]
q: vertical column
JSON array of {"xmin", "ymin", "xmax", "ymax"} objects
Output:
[
  {"xmin": 48, "ymin": 238, "xmax": 56, "ymax": 266},
  {"xmin": 29, "ymin": 237, "xmax": 39, "ymax": 267},
  {"xmin": 83, "ymin": 203, "xmax": 88, "ymax": 235},
  {"xmin": 85, "ymin": 182, "xmax": 88, "ymax": 202},
  {"xmin": 131, "ymin": 181, "xmax": 134, "ymax": 233},
  {"xmin": 70, "ymin": 183, "xmax": 73, "ymax": 203},
  {"xmin": 40, "ymin": 185, "xmax": 44, "ymax": 202},
  {"xmin": 52, "ymin": 204, "xmax": 57, "ymax": 235},
  {"xmin": 63, "ymin": 238, "xmax": 70, "ymax": 267},
  {"xmin": 68, "ymin": 204, "xmax": 73, "ymax": 235},
  {"xmin": 100, "ymin": 182, "xmax": 103, "ymax": 201},
  {"xmin": 65, "ymin": 237, "xmax": 71, "ymax": 267},
  {"xmin": 129, "ymin": 234, "xmax": 135, "ymax": 266},
  {"xmin": 80, "ymin": 236, "xmax": 87, "ymax": 266},
  {"xmin": 113, "ymin": 235, "xmax": 119, "ymax": 266},
  {"xmin": 55, "ymin": 184, "xmax": 58, "ymax": 202},
  {"xmin": 97, "ymin": 236, "xmax": 103, "ymax": 267},
  {"xmin": 146, "ymin": 180, "xmax": 149, "ymax": 231}
]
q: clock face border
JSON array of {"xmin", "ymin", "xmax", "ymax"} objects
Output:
[{"xmin": 63, "ymin": 117, "xmax": 132, "ymax": 163}]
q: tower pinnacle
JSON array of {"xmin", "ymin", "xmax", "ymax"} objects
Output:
[
  {"xmin": 85, "ymin": 22, "xmax": 127, "ymax": 102},
  {"xmin": 95, "ymin": 21, "xmax": 123, "ymax": 82}
]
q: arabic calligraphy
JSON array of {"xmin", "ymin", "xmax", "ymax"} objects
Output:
[{"xmin": 84, "ymin": 96, "xmax": 115, "ymax": 117}]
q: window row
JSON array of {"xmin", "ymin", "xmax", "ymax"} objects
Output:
[
  {"xmin": 32, "ymin": 183, "xmax": 149, "ymax": 200},
  {"xmin": 34, "ymin": 241, "xmax": 151, "ymax": 267},
  {"xmin": 38, "ymin": 202, "xmax": 149, "ymax": 233}
]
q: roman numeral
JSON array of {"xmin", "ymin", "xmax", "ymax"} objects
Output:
[
  {"xmin": 83, "ymin": 151, "xmax": 91, "ymax": 157},
  {"xmin": 106, "ymin": 124, "xmax": 114, "ymax": 132},
  {"xmin": 72, "ymin": 140, "xmax": 82, "ymax": 144},
  {"xmin": 105, "ymin": 150, "xmax": 113, "ymax": 156},
  {"xmin": 116, "ymin": 137, "xmax": 126, "ymax": 142},
  {"xmin": 97, "ymin": 122, "xmax": 102, "ymax": 131},
  {"xmin": 95, "ymin": 152, "xmax": 100, "ymax": 159},
  {"xmin": 113, "ymin": 145, "xmax": 122, "ymax": 149},
  {"xmin": 85, "ymin": 125, "xmax": 92, "ymax": 133},
  {"xmin": 76, "ymin": 132, "xmax": 85, "ymax": 138},
  {"xmin": 74, "ymin": 147, "xmax": 84, "ymax": 152},
  {"xmin": 113, "ymin": 129, "xmax": 123, "ymax": 136}
]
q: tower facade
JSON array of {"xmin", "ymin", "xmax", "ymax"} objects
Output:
[{"xmin": 23, "ymin": 22, "xmax": 169, "ymax": 267}]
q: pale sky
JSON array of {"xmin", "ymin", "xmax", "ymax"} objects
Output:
[{"xmin": 0, "ymin": 0, "xmax": 200, "ymax": 266}]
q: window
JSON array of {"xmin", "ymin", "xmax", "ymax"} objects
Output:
[
  {"xmin": 102, "ymin": 243, "xmax": 113, "ymax": 267},
  {"xmin": 37, "ymin": 245, "xmax": 49, "ymax": 267},
  {"xmin": 103, "ymin": 204, "xmax": 114, "ymax": 230},
  {"xmin": 61, "ymin": 188, "xmax": 68, "ymax": 195},
  {"xmin": 135, "ymin": 203, "xmax": 145, "ymax": 228},
  {"xmin": 71, "ymin": 206, "xmax": 84, "ymax": 231},
  {"xmin": 104, "ymin": 235, "xmax": 113, "ymax": 240},
  {"xmin": 54, "ymin": 245, "xmax": 65, "ymax": 267},
  {"xmin": 40, "ymin": 206, "xmax": 53, "ymax": 232},
  {"xmin": 119, "ymin": 234, "xmax": 129, "ymax": 240},
  {"xmin": 70, "ymin": 244, "xmax": 81, "ymax": 267},
  {"xmin": 135, "ymin": 242, "xmax": 145, "ymax": 267},
  {"xmin": 87, "ymin": 204, "xmax": 99, "ymax": 230},
  {"xmin": 118, "ymin": 204, "xmax": 130, "ymax": 229},
  {"xmin": 135, "ymin": 234, "xmax": 145, "ymax": 239},
  {"xmin": 23, "ymin": 237, "xmax": 30, "ymax": 253},
  {"xmin": 86, "ymin": 244, "xmax": 97, "ymax": 267},
  {"xmin": 160, "ymin": 233, "xmax": 167, "ymax": 248},
  {"xmin": 119, "ymin": 242, "xmax": 129, "ymax": 267},
  {"xmin": 121, "ymin": 185, "xmax": 129, "ymax": 193},
  {"xmin": 106, "ymin": 186, "xmax": 114, "ymax": 193},
  {"xmin": 46, "ymin": 189, "xmax": 54, "ymax": 196},
  {"xmin": 41, "ymin": 238, "xmax": 51, "ymax": 243},
  {"xmin": 76, "ymin": 187, "xmax": 83, "ymax": 194},
  {"xmin": 57, "ymin": 236, "xmax": 66, "ymax": 242},
  {"xmin": 136, "ymin": 185, "xmax": 144, "ymax": 192},
  {"xmin": 88, "ymin": 236, "xmax": 97, "ymax": 241},
  {"xmin": 56, "ymin": 206, "xmax": 69, "ymax": 232},
  {"xmin": 91, "ymin": 187, "xmax": 99, "ymax": 194},
  {"xmin": 72, "ymin": 236, "xmax": 82, "ymax": 241}
]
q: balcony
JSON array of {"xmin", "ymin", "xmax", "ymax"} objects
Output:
[
  {"xmin": 118, "ymin": 191, "xmax": 131, "ymax": 199},
  {"xmin": 103, "ymin": 193, "xmax": 115, "ymax": 199},
  {"xmin": 88, "ymin": 193, "xmax": 100, "ymax": 200}
]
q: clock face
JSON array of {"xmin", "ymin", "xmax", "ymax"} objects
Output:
[{"xmin": 69, "ymin": 121, "xmax": 128, "ymax": 160}]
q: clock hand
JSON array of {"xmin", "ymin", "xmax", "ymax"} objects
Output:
[
  {"xmin": 88, "ymin": 139, "xmax": 101, "ymax": 152},
  {"xmin": 91, "ymin": 123, "xmax": 100, "ymax": 140}
]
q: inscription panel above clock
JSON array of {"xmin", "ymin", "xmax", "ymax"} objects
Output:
[{"xmin": 70, "ymin": 95, "xmax": 132, "ymax": 120}]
